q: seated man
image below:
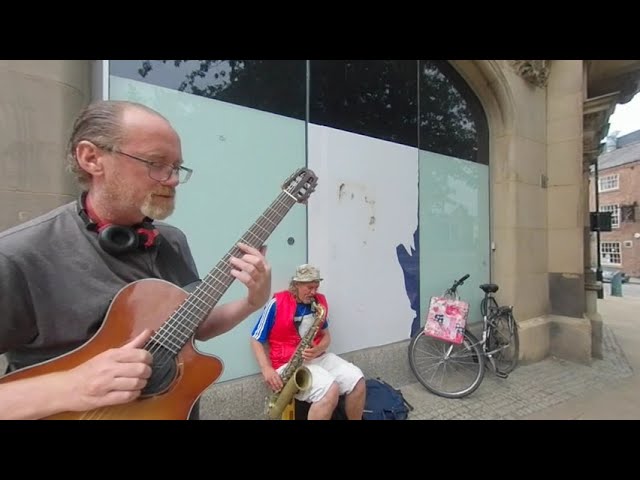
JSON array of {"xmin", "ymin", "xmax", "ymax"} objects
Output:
[{"xmin": 250, "ymin": 264, "xmax": 366, "ymax": 420}]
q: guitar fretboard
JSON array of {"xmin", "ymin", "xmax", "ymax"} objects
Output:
[{"xmin": 150, "ymin": 190, "xmax": 298, "ymax": 354}]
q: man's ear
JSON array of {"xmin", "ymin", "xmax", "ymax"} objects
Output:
[{"xmin": 75, "ymin": 140, "xmax": 106, "ymax": 178}]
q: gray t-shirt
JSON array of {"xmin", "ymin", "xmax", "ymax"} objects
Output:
[{"xmin": 0, "ymin": 200, "xmax": 200, "ymax": 372}]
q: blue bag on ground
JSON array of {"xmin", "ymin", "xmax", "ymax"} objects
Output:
[{"xmin": 363, "ymin": 377, "xmax": 414, "ymax": 420}]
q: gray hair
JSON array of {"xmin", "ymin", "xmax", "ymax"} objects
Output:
[{"xmin": 65, "ymin": 100, "xmax": 167, "ymax": 190}]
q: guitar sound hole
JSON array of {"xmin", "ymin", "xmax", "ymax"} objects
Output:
[{"xmin": 140, "ymin": 343, "xmax": 179, "ymax": 397}]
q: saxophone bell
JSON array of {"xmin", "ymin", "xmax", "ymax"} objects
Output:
[{"xmin": 266, "ymin": 365, "xmax": 312, "ymax": 420}]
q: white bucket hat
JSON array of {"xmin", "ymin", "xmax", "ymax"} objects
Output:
[{"xmin": 292, "ymin": 263, "xmax": 323, "ymax": 282}]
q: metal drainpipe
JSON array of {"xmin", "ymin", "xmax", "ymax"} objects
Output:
[{"xmin": 594, "ymin": 153, "xmax": 603, "ymax": 299}]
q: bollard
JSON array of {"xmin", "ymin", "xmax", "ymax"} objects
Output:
[{"xmin": 611, "ymin": 272, "xmax": 623, "ymax": 297}]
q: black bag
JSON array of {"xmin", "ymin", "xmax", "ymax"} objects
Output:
[{"xmin": 362, "ymin": 377, "xmax": 414, "ymax": 420}]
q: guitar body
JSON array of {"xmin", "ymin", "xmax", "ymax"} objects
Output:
[{"xmin": 0, "ymin": 278, "xmax": 223, "ymax": 420}]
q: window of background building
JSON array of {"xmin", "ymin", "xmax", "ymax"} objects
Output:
[
  {"xmin": 600, "ymin": 204, "xmax": 620, "ymax": 228},
  {"xmin": 601, "ymin": 241, "xmax": 622, "ymax": 265},
  {"xmin": 599, "ymin": 174, "xmax": 619, "ymax": 192}
]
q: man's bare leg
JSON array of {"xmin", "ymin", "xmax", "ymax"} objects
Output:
[
  {"xmin": 344, "ymin": 378, "xmax": 366, "ymax": 420},
  {"xmin": 307, "ymin": 382, "xmax": 339, "ymax": 420}
]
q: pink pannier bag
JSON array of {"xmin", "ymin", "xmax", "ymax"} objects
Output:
[{"xmin": 424, "ymin": 296, "xmax": 469, "ymax": 344}]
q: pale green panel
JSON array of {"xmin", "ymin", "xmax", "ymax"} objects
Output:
[
  {"xmin": 109, "ymin": 76, "xmax": 308, "ymax": 381},
  {"xmin": 419, "ymin": 150, "xmax": 490, "ymax": 327}
]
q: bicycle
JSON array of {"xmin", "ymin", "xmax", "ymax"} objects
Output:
[{"xmin": 407, "ymin": 274, "xmax": 519, "ymax": 399}]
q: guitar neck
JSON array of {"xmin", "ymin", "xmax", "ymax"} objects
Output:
[
  {"xmin": 195, "ymin": 191, "xmax": 297, "ymax": 312},
  {"xmin": 155, "ymin": 190, "xmax": 298, "ymax": 350}
]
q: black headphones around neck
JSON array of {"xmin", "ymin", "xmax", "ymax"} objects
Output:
[{"xmin": 77, "ymin": 191, "xmax": 158, "ymax": 256}]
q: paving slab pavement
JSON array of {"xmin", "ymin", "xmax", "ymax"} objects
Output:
[{"xmin": 401, "ymin": 296, "xmax": 639, "ymax": 420}]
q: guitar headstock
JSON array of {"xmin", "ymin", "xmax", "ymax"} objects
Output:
[{"xmin": 282, "ymin": 167, "xmax": 318, "ymax": 204}]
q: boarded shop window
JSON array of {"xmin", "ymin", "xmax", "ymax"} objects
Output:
[
  {"xmin": 419, "ymin": 60, "xmax": 489, "ymax": 165},
  {"xmin": 309, "ymin": 60, "xmax": 418, "ymax": 148},
  {"xmin": 110, "ymin": 60, "xmax": 306, "ymax": 121}
]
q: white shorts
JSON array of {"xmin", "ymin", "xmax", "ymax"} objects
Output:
[{"xmin": 277, "ymin": 352, "xmax": 364, "ymax": 403}]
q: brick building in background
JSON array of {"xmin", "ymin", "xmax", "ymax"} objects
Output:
[{"xmin": 590, "ymin": 129, "xmax": 640, "ymax": 278}]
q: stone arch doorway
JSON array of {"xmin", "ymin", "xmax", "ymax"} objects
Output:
[{"xmin": 410, "ymin": 60, "xmax": 496, "ymax": 336}]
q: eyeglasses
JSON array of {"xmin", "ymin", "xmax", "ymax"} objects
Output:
[{"xmin": 111, "ymin": 148, "xmax": 193, "ymax": 184}]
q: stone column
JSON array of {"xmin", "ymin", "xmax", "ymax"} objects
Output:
[
  {"xmin": 545, "ymin": 60, "xmax": 592, "ymax": 364},
  {"xmin": 0, "ymin": 60, "xmax": 91, "ymax": 232},
  {"xmin": 491, "ymin": 61, "xmax": 550, "ymax": 364}
]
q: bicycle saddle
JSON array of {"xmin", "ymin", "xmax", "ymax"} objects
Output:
[{"xmin": 480, "ymin": 283, "xmax": 499, "ymax": 293}]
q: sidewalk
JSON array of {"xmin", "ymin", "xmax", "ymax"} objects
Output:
[{"xmin": 402, "ymin": 295, "xmax": 639, "ymax": 420}]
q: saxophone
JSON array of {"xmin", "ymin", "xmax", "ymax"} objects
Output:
[{"xmin": 265, "ymin": 299, "xmax": 327, "ymax": 420}]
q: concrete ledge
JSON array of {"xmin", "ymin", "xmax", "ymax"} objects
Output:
[
  {"xmin": 198, "ymin": 339, "xmax": 415, "ymax": 420},
  {"xmin": 585, "ymin": 287, "xmax": 604, "ymax": 359},
  {"xmin": 339, "ymin": 339, "xmax": 415, "ymax": 387},
  {"xmin": 587, "ymin": 313, "xmax": 604, "ymax": 360},
  {"xmin": 549, "ymin": 314, "xmax": 592, "ymax": 365},
  {"xmin": 198, "ymin": 372, "xmax": 270, "ymax": 420},
  {"xmin": 517, "ymin": 316, "xmax": 551, "ymax": 364},
  {"xmin": 517, "ymin": 314, "xmax": 593, "ymax": 366}
]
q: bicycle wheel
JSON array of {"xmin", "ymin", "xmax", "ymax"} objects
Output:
[
  {"xmin": 487, "ymin": 313, "xmax": 519, "ymax": 375},
  {"xmin": 408, "ymin": 329, "xmax": 485, "ymax": 399}
]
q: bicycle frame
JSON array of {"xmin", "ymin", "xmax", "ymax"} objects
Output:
[
  {"xmin": 478, "ymin": 292, "xmax": 517, "ymax": 375},
  {"xmin": 408, "ymin": 273, "xmax": 519, "ymax": 399},
  {"xmin": 449, "ymin": 281, "xmax": 514, "ymax": 372}
]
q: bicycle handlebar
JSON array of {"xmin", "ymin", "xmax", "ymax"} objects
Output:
[{"xmin": 451, "ymin": 274, "xmax": 470, "ymax": 291}]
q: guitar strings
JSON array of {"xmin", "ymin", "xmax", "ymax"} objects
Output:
[
  {"xmin": 148, "ymin": 190, "xmax": 295, "ymax": 359},
  {"xmin": 81, "ymin": 182, "xmax": 303, "ymax": 420},
  {"xmin": 148, "ymin": 175, "xmax": 307, "ymax": 355}
]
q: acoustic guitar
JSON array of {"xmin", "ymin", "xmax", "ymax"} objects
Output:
[{"xmin": 0, "ymin": 167, "xmax": 318, "ymax": 419}]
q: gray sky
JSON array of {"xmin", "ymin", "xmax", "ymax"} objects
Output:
[{"xmin": 609, "ymin": 92, "xmax": 640, "ymax": 137}]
